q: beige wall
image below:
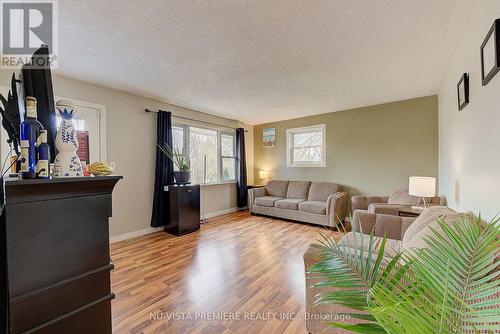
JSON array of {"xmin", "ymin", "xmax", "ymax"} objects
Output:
[
  {"xmin": 254, "ymin": 96, "xmax": 438, "ymax": 199},
  {"xmin": 0, "ymin": 71, "xmax": 254, "ymax": 238},
  {"xmin": 438, "ymin": 0, "xmax": 500, "ymax": 221}
]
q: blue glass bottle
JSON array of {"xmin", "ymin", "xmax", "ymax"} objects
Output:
[{"xmin": 20, "ymin": 97, "xmax": 43, "ymax": 179}]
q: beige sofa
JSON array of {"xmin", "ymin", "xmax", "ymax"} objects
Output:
[
  {"xmin": 248, "ymin": 180, "xmax": 348, "ymax": 227},
  {"xmin": 304, "ymin": 206, "xmax": 464, "ymax": 333},
  {"xmin": 351, "ymin": 190, "xmax": 442, "ymax": 216}
]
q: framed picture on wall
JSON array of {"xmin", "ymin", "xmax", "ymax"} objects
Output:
[
  {"xmin": 263, "ymin": 128, "xmax": 276, "ymax": 147},
  {"xmin": 480, "ymin": 19, "xmax": 500, "ymax": 86},
  {"xmin": 457, "ymin": 73, "xmax": 469, "ymax": 111}
]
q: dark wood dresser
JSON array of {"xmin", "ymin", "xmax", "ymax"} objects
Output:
[
  {"xmin": 164, "ymin": 184, "xmax": 200, "ymax": 236},
  {"xmin": 0, "ymin": 176, "xmax": 121, "ymax": 334}
]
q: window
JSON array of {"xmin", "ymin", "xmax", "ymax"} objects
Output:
[
  {"xmin": 221, "ymin": 133, "xmax": 236, "ymax": 181},
  {"xmin": 172, "ymin": 124, "xmax": 237, "ymax": 184},
  {"xmin": 286, "ymin": 124, "xmax": 326, "ymax": 167}
]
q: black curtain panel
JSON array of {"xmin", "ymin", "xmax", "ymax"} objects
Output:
[
  {"xmin": 151, "ymin": 110, "xmax": 174, "ymax": 227},
  {"xmin": 236, "ymin": 128, "xmax": 248, "ymax": 208}
]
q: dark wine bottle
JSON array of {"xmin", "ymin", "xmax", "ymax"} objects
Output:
[
  {"xmin": 36, "ymin": 129, "xmax": 50, "ymax": 178},
  {"xmin": 20, "ymin": 96, "xmax": 43, "ymax": 179}
]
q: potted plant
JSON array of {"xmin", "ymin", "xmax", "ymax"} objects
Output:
[
  {"xmin": 157, "ymin": 143, "xmax": 191, "ymax": 184},
  {"xmin": 309, "ymin": 215, "xmax": 499, "ymax": 333}
]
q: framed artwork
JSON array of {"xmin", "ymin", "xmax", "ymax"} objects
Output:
[
  {"xmin": 480, "ymin": 19, "xmax": 500, "ymax": 86},
  {"xmin": 263, "ymin": 128, "xmax": 275, "ymax": 147},
  {"xmin": 457, "ymin": 73, "xmax": 469, "ymax": 111}
]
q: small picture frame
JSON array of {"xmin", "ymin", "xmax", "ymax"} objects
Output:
[
  {"xmin": 262, "ymin": 128, "xmax": 276, "ymax": 147},
  {"xmin": 457, "ymin": 73, "xmax": 469, "ymax": 111},
  {"xmin": 480, "ymin": 19, "xmax": 500, "ymax": 86}
]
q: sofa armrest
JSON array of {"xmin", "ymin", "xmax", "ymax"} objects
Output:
[
  {"xmin": 248, "ymin": 187, "xmax": 267, "ymax": 212},
  {"xmin": 367, "ymin": 203, "xmax": 405, "ymax": 216},
  {"xmin": 400, "ymin": 217, "xmax": 417, "ymax": 239},
  {"xmin": 326, "ymin": 192, "xmax": 348, "ymax": 226},
  {"xmin": 351, "ymin": 195, "xmax": 389, "ymax": 212},
  {"xmin": 351, "ymin": 210, "xmax": 416, "ymax": 240}
]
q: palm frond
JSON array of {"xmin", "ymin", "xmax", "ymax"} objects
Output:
[
  {"xmin": 157, "ymin": 143, "xmax": 190, "ymax": 171},
  {"xmin": 308, "ymin": 221, "xmax": 388, "ymax": 332},
  {"xmin": 369, "ymin": 216, "xmax": 500, "ymax": 333}
]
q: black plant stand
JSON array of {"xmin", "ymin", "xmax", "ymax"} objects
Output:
[{"xmin": 164, "ymin": 184, "xmax": 200, "ymax": 236}]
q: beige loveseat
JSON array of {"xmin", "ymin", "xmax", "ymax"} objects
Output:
[
  {"xmin": 351, "ymin": 190, "xmax": 442, "ymax": 216},
  {"xmin": 248, "ymin": 180, "xmax": 348, "ymax": 227},
  {"xmin": 304, "ymin": 206, "xmax": 464, "ymax": 333}
]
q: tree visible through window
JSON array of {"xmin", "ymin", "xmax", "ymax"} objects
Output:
[
  {"xmin": 221, "ymin": 133, "xmax": 235, "ymax": 181},
  {"xmin": 189, "ymin": 127, "xmax": 218, "ymax": 184}
]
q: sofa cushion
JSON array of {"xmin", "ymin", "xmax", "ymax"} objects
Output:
[
  {"xmin": 266, "ymin": 180, "xmax": 289, "ymax": 197},
  {"xmin": 340, "ymin": 232, "xmax": 402, "ymax": 258},
  {"xmin": 299, "ymin": 201, "xmax": 327, "ymax": 215},
  {"xmin": 402, "ymin": 206, "xmax": 463, "ymax": 251},
  {"xmin": 255, "ymin": 196, "xmax": 283, "ymax": 207},
  {"xmin": 275, "ymin": 198, "xmax": 306, "ymax": 210},
  {"xmin": 286, "ymin": 181, "xmax": 311, "ymax": 199},
  {"xmin": 308, "ymin": 182, "xmax": 342, "ymax": 202}
]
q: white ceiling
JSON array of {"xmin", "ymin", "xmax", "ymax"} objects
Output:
[{"xmin": 55, "ymin": 0, "xmax": 475, "ymax": 124}]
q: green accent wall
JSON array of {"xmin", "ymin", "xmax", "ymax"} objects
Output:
[{"xmin": 253, "ymin": 96, "xmax": 438, "ymax": 198}]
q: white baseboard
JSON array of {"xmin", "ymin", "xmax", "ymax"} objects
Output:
[
  {"xmin": 110, "ymin": 226, "xmax": 163, "ymax": 243},
  {"xmin": 110, "ymin": 207, "xmax": 245, "ymax": 243},
  {"xmin": 203, "ymin": 207, "xmax": 243, "ymax": 219}
]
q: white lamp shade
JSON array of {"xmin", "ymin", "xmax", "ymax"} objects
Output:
[
  {"xmin": 409, "ymin": 176, "xmax": 436, "ymax": 197},
  {"xmin": 259, "ymin": 170, "xmax": 269, "ymax": 179}
]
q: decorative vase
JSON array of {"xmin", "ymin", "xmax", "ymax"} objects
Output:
[
  {"xmin": 173, "ymin": 171, "xmax": 190, "ymax": 184},
  {"xmin": 52, "ymin": 100, "xmax": 83, "ymax": 178}
]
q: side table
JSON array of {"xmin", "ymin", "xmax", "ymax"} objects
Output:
[{"xmin": 398, "ymin": 206, "xmax": 423, "ymax": 218}]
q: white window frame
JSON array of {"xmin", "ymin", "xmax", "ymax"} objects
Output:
[
  {"xmin": 172, "ymin": 122, "xmax": 237, "ymax": 185},
  {"xmin": 286, "ymin": 124, "xmax": 326, "ymax": 168}
]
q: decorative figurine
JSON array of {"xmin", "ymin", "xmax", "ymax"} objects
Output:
[{"xmin": 53, "ymin": 100, "xmax": 83, "ymax": 177}]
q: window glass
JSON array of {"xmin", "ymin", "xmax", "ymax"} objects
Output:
[
  {"xmin": 189, "ymin": 127, "xmax": 218, "ymax": 184},
  {"xmin": 222, "ymin": 157, "xmax": 236, "ymax": 181},
  {"xmin": 172, "ymin": 126, "xmax": 184, "ymax": 153},
  {"xmin": 292, "ymin": 131, "xmax": 322, "ymax": 147},
  {"xmin": 221, "ymin": 134, "xmax": 234, "ymax": 157}
]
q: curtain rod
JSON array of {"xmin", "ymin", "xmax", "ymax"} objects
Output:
[{"xmin": 144, "ymin": 109, "xmax": 247, "ymax": 132}]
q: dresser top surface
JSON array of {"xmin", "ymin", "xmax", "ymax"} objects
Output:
[
  {"xmin": 2, "ymin": 176, "xmax": 123, "ymax": 204},
  {"xmin": 4, "ymin": 175, "xmax": 123, "ymax": 187}
]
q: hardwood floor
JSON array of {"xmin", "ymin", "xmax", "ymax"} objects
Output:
[{"xmin": 110, "ymin": 211, "xmax": 341, "ymax": 334}]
